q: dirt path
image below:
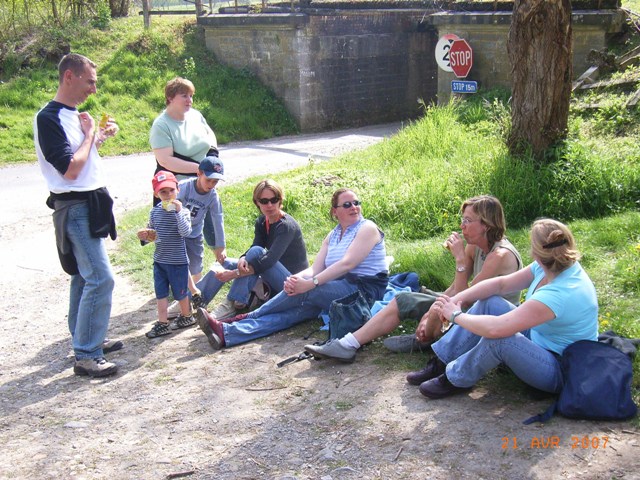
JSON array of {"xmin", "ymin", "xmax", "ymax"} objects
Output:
[{"xmin": 1, "ymin": 125, "xmax": 638, "ymax": 479}]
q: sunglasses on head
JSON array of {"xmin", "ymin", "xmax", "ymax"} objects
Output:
[
  {"xmin": 335, "ymin": 200, "xmax": 362, "ymax": 209},
  {"xmin": 257, "ymin": 197, "xmax": 280, "ymax": 205}
]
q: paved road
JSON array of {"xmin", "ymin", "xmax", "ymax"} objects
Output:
[{"xmin": 1, "ymin": 122, "xmax": 402, "ymax": 277}]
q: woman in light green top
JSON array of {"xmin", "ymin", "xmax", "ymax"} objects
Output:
[
  {"xmin": 150, "ymin": 77, "xmax": 218, "ymax": 179},
  {"xmin": 149, "ymin": 77, "xmax": 220, "ymax": 260}
]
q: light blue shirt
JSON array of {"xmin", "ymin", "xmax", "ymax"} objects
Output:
[{"xmin": 528, "ymin": 261, "xmax": 598, "ymax": 354}]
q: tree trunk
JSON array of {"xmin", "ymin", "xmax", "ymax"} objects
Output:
[
  {"xmin": 195, "ymin": 0, "xmax": 204, "ymax": 16},
  {"xmin": 507, "ymin": 0, "xmax": 572, "ymax": 158},
  {"xmin": 142, "ymin": 0, "xmax": 150, "ymax": 29},
  {"xmin": 109, "ymin": 0, "xmax": 130, "ymax": 17}
]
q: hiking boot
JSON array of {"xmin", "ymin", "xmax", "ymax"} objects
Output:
[
  {"xmin": 220, "ymin": 312, "xmax": 249, "ymax": 324},
  {"xmin": 170, "ymin": 314, "xmax": 196, "ymax": 330},
  {"xmin": 383, "ymin": 334, "xmax": 432, "ymax": 354},
  {"xmin": 419, "ymin": 373, "xmax": 470, "ymax": 399},
  {"xmin": 74, "ymin": 357, "xmax": 118, "ymax": 377},
  {"xmin": 145, "ymin": 321, "xmax": 172, "ymax": 338},
  {"xmin": 304, "ymin": 339, "xmax": 357, "ymax": 363},
  {"xmin": 211, "ymin": 298, "xmax": 236, "ymax": 320},
  {"xmin": 103, "ymin": 338, "xmax": 124, "ymax": 354},
  {"xmin": 167, "ymin": 300, "xmax": 182, "ymax": 319},
  {"xmin": 195, "ymin": 307, "xmax": 225, "ymax": 350},
  {"xmin": 406, "ymin": 356, "xmax": 446, "ymax": 385}
]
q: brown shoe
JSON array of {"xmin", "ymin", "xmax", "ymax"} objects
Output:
[{"xmin": 195, "ymin": 307, "xmax": 225, "ymax": 350}]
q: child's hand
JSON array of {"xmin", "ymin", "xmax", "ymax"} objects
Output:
[
  {"xmin": 137, "ymin": 228, "xmax": 157, "ymax": 242},
  {"xmin": 172, "ymin": 199, "xmax": 183, "ymax": 212}
]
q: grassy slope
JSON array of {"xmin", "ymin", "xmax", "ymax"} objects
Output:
[{"xmin": 0, "ymin": 15, "xmax": 297, "ymax": 165}]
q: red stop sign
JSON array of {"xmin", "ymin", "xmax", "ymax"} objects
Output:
[{"xmin": 449, "ymin": 39, "xmax": 473, "ymax": 78}]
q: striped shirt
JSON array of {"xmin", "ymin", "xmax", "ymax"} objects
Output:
[
  {"xmin": 149, "ymin": 205, "xmax": 192, "ymax": 265},
  {"xmin": 325, "ymin": 216, "xmax": 387, "ymax": 276}
]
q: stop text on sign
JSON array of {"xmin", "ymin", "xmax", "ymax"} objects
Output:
[{"xmin": 448, "ymin": 39, "xmax": 473, "ymax": 79}]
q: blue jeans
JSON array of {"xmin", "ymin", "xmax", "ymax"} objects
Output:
[
  {"xmin": 196, "ymin": 258, "xmax": 239, "ymax": 305},
  {"xmin": 223, "ymin": 278, "xmax": 359, "ymax": 347},
  {"xmin": 432, "ymin": 296, "xmax": 563, "ymax": 393},
  {"xmin": 197, "ymin": 247, "xmax": 291, "ymax": 306},
  {"xmin": 65, "ymin": 202, "xmax": 115, "ymax": 359}
]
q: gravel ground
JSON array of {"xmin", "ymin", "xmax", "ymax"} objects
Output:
[{"xmin": 1, "ymin": 124, "xmax": 638, "ymax": 479}]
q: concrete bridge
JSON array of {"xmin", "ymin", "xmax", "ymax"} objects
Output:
[{"xmin": 198, "ymin": 2, "xmax": 625, "ymax": 131}]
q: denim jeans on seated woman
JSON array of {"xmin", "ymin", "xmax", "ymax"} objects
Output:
[
  {"xmin": 431, "ymin": 295, "xmax": 563, "ymax": 394},
  {"xmin": 196, "ymin": 246, "xmax": 291, "ymax": 306},
  {"xmin": 222, "ymin": 278, "xmax": 360, "ymax": 348}
]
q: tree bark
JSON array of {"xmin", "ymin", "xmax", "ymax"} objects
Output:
[
  {"xmin": 141, "ymin": 0, "xmax": 150, "ymax": 28},
  {"xmin": 507, "ymin": 0, "xmax": 573, "ymax": 158},
  {"xmin": 109, "ymin": 0, "xmax": 130, "ymax": 17}
]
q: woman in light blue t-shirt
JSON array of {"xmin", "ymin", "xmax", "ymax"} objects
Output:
[{"xmin": 410, "ymin": 218, "xmax": 598, "ymax": 400}]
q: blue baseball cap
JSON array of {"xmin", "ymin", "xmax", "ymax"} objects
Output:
[{"xmin": 199, "ymin": 156, "xmax": 224, "ymax": 180}]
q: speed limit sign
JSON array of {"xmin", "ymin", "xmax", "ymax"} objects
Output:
[{"xmin": 435, "ymin": 34, "xmax": 460, "ymax": 72}]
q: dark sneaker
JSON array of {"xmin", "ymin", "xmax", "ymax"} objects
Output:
[
  {"xmin": 383, "ymin": 334, "xmax": 432, "ymax": 353},
  {"xmin": 195, "ymin": 307, "xmax": 225, "ymax": 350},
  {"xmin": 191, "ymin": 293, "xmax": 205, "ymax": 310},
  {"xmin": 170, "ymin": 314, "xmax": 196, "ymax": 330},
  {"xmin": 74, "ymin": 357, "xmax": 118, "ymax": 377},
  {"xmin": 406, "ymin": 356, "xmax": 446, "ymax": 385},
  {"xmin": 103, "ymin": 338, "xmax": 124, "ymax": 354},
  {"xmin": 146, "ymin": 322, "xmax": 172, "ymax": 338},
  {"xmin": 419, "ymin": 373, "xmax": 470, "ymax": 399},
  {"xmin": 304, "ymin": 339, "xmax": 357, "ymax": 363}
]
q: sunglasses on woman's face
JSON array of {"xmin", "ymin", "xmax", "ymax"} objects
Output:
[
  {"xmin": 335, "ymin": 200, "xmax": 362, "ymax": 209},
  {"xmin": 257, "ymin": 197, "xmax": 280, "ymax": 205}
]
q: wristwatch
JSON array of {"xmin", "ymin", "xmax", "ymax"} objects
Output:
[
  {"xmin": 456, "ymin": 265, "xmax": 466, "ymax": 273},
  {"xmin": 450, "ymin": 310, "xmax": 463, "ymax": 324},
  {"xmin": 312, "ymin": 276, "xmax": 319, "ymax": 287}
]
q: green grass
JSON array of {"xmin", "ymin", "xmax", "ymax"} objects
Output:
[
  {"xmin": 113, "ymin": 97, "xmax": 640, "ymax": 411},
  {"xmin": 0, "ymin": 15, "xmax": 297, "ymax": 165}
]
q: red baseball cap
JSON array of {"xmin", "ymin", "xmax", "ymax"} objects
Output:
[{"xmin": 152, "ymin": 171, "xmax": 178, "ymax": 194}]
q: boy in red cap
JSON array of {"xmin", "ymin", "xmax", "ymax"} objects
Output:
[{"xmin": 137, "ymin": 171, "xmax": 195, "ymax": 338}]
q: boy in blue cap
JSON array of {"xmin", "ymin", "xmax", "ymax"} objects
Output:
[{"xmin": 166, "ymin": 155, "xmax": 227, "ymax": 321}]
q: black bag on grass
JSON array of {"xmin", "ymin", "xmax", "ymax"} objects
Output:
[{"xmin": 524, "ymin": 340, "xmax": 637, "ymax": 424}]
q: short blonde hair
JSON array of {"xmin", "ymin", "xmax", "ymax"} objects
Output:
[
  {"xmin": 165, "ymin": 77, "xmax": 195, "ymax": 105},
  {"xmin": 530, "ymin": 218, "xmax": 580, "ymax": 272}
]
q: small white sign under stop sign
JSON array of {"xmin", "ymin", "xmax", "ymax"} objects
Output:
[{"xmin": 435, "ymin": 34, "xmax": 460, "ymax": 72}]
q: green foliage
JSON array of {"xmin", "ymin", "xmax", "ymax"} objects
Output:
[{"xmin": 92, "ymin": 0, "xmax": 113, "ymax": 29}]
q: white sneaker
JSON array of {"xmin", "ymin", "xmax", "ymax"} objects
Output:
[
  {"xmin": 211, "ymin": 298, "xmax": 236, "ymax": 320},
  {"xmin": 167, "ymin": 300, "xmax": 182, "ymax": 319}
]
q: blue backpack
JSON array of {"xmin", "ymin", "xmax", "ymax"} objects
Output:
[{"xmin": 524, "ymin": 340, "xmax": 638, "ymax": 424}]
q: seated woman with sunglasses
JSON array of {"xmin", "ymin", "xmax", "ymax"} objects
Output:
[
  {"xmin": 304, "ymin": 195, "xmax": 523, "ymax": 363},
  {"xmin": 194, "ymin": 179, "xmax": 309, "ymax": 320},
  {"xmin": 196, "ymin": 188, "xmax": 389, "ymax": 350}
]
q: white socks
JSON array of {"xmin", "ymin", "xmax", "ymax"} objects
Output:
[{"xmin": 339, "ymin": 332, "xmax": 361, "ymax": 350}]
